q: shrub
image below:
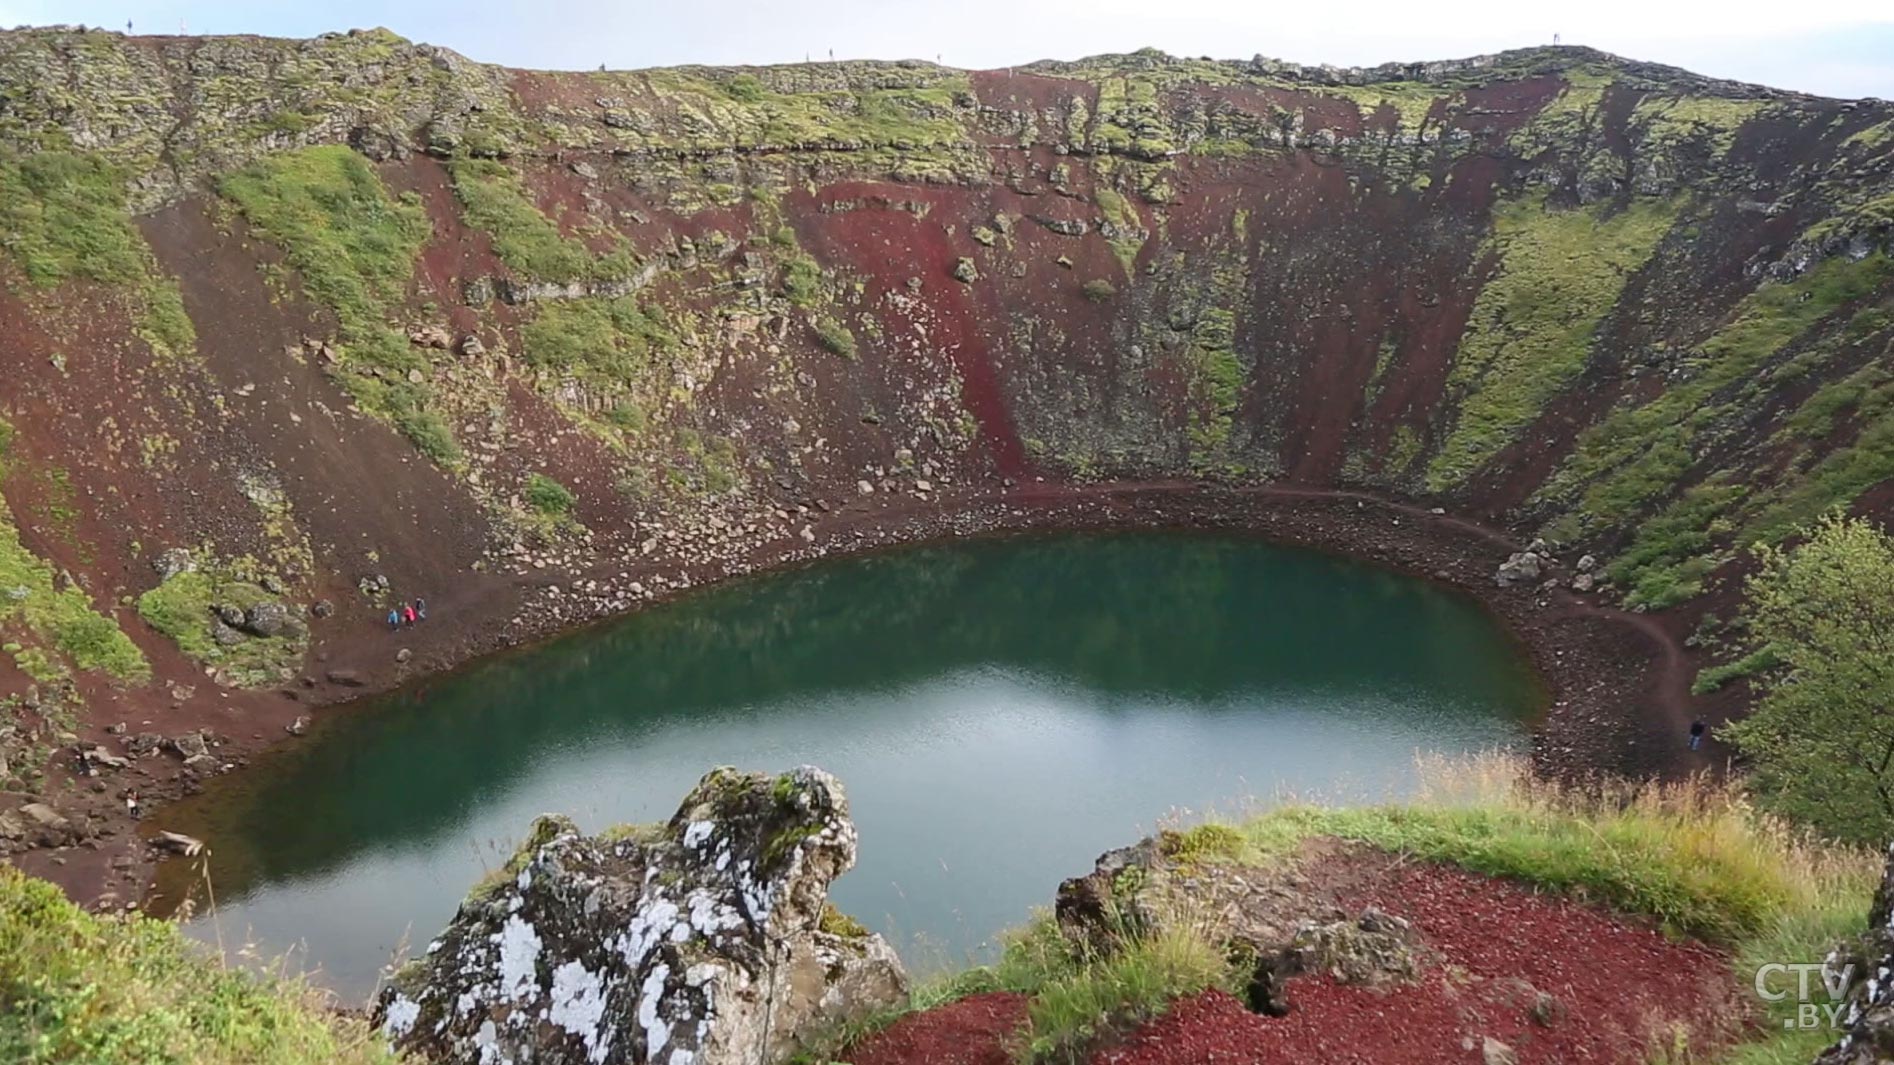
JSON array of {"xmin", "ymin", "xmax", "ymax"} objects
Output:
[
  {"xmin": 814, "ymin": 317, "xmax": 857, "ymax": 358},
  {"xmin": 1081, "ymin": 278, "xmax": 1117, "ymax": 302},
  {"xmin": 0, "ymin": 866, "xmax": 396, "ymax": 1064},
  {"xmin": 524, "ymin": 473, "xmax": 575, "ymax": 517},
  {"xmin": 1723, "ymin": 513, "xmax": 1894, "ymax": 844}
]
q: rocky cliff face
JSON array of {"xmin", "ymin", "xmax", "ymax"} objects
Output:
[
  {"xmin": 0, "ymin": 26, "xmax": 1892, "ymax": 800},
  {"xmin": 372, "ymin": 766, "xmax": 906, "ymax": 1065}
]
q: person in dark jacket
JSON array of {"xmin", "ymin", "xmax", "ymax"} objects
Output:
[
  {"xmin": 1688, "ymin": 719, "xmax": 1706, "ymax": 750},
  {"xmin": 414, "ymin": 597, "xmax": 427, "ymax": 621}
]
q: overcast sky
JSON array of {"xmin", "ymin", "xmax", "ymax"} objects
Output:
[{"xmin": 4, "ymin": 0, "xmax": 1892, "ymax": 100}]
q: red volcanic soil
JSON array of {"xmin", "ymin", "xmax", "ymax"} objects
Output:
[
  {"xmin": 846, "ymin": 850, "xmax": 1739, "ymax": 1065},
  {"xmin": 845, "ymin": 992, "xmax": 1030, "ymax": 1065}
]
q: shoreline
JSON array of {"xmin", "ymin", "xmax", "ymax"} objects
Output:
[{"xmin": 12, "ymin": 480, "xmax": 1704, "ymax": 911}]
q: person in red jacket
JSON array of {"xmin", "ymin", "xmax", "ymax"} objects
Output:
[{"xmin": 403, "ymin": 604, "xmax": 417, "ymax": 626}]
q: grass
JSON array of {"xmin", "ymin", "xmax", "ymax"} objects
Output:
[
  {"xmin": 0, "ymin": 150, "xmax": 196, "ymax": 360},
  {"xmin": 0, "ymin": 866, "xmax": 397, "ymax": 1065},
  {"xmin": 1428, "ymin": 193, "xmax": 1679, "ymax": 490},
  {"xmin": 817, "ymin": 754, "xmax": 1875, "ymax": 1065},
  {"xmin": 524, "ymin": 473, "xmax": 575, "ymax": 517},
  {"xmin": 813, "ymin": 316, "xmax": 858, "ymax": 358},
  {"xmin": 447, "ymin": 159, "xmax": 637, "ymax": 283},
  {"xmin": 1542, "ymin": 252, "xmax": 1893, "ymax": 532},
  {"xmin": 519, "ymin": 296, "xmax": 676, "ymax": 392},
  {"xmin": 0, "ymin": 424, "xmax": 148, "ymax": 685},
  {"xmin": 135, "ymin": 558, "xmax": 306, "ymax": 688},
  {"xmin": 219, "ymin": 146, "xmax": 458, "ymax": 465}
]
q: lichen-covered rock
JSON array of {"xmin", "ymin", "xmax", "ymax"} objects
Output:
[
  {"xmin": 373, "ymin": 766, "xmax": 906, "ymax": 1065},
  {"xmin": 1815, "ymin": 843, "xmax": 1894, "ymax": 1064}
]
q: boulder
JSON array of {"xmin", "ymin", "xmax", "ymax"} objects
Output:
[
  {"xmin": 170, "ymin": 732, "xmax": 209, "ymax": 760},
  {"xmin": 240, "ymin": 600, "xmax": 295, "ymax": 638},
  {"xmin": 409, "ymin": 325, "xmax": 453, "ymax": 349},
  {"xmin": 123, "ymin": 732, "xmax": 164, "ymax": 757},
  {"xmin": 17, "ymin": 802, "xmax": 74, "ymax": 847},
  {"xmin": 214, "ymin": 604, "xmax": 247, "ymax": 628},
  {"xmin": 952, "ymin": 257, "xmax": 979, "ymax": 284},
  {"xmin": 374, "ymin": 766, "xmax": 907, "ymax": 1065},
  {"xmin": 1494, "ymin": 551, "xmax": 1544, "ymax": 588},
  {"xmin": 326, "ymin": 669, "xmax": 367, "ymax": 687},
  {"xmin": 152, "ymin": 547, "xmax": 197, "ymax": 580},
  {"xmin": 458, "ymin": 334, "xmax": 486, "ymax": 357},
  {"xmin": 154, "ymin": 831, "xmax": 206, "ymax": 857}
]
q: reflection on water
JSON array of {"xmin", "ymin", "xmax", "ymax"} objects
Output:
[{"xmin": 158, "ymin": 532, "xmax": 1543, "ymax": 1002}]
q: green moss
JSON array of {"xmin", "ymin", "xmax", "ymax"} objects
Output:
[
  {"xmin": 136, "ymin": 559, "xmax": 305, "ymax": 688},
  {"xmin": 449, "ymin": 159, "xmax": 636, "ymax": 283},
  {"xmin": 782, "ymin": 255, "xmax": 824, "ymax": 306},
  {"xmin": 1094, "ymin": 188, "xmax": 1145, "ymax": 276},
  {"xmin": 1157, "ymin": 822, "xmax": 1249, "ymax": 864},
  {"xmin": 0, "ymin": 450, "xmax": 147, "ymax": 685},
  {"xmin": 521, "ymin": 296, "xmax": 676, "ymax": 392},
  {"xmin": 1544, "ymin": 253, "xmax": 1894, "ymax": 531},
  {"xmin": 0, "ymin": 150, "xmax": 196, "ymax": 360},
  {"xmin": 1691, "ymin": 647, "xmax": 1781, "ymax": 696},
  {"xmin": 220, "ymin": 146, "xmax": 457, "ymax": 464},
  {"xmin": 1428, "ymin": 193, "xmax": 1679, "ymax": 490},
  {"xmin": 1608, "ymin": 479, "xmax": 1747, "ymax": 609},
  {"xmin": 1081, "ymin": 278, "xmax": 1117, "ymax": 302},
  {"xmin": 818, "ymin": 903, "xmax": 870, "ymax": 939},
  {"xmin": 0, "ymin": 866, "xmax": 396, "ymax": 1065},
  {"xmin": 813, "ymin": 316, "xmax": 857, "ymax": 358},
  {"xmin": 1630, "ymin": 95, "xmax": 1765, "ymax": 156}
]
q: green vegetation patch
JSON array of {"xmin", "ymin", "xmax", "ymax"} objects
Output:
[
  {"xmin": 1428, "ymin": 193, "xmax": 1679, "ymax": 490},
  {"xmin": 0, "ymin": 866, "xmax": 395, "ymax": 1065},
  {"xmin": 448, "ymin": 159, "xmax": 637, "ymax": 283},
  {"xmin": 136, "ymin": 555, "xmax": 306, "ymax": 688},
  {"xmin": 520, "ymin": 295, "xmax": 677, "ymax": 393},
  {"xmin": 813, "ymin": 316, "xmax": 858, "ymax": 358},
  {"xmin": 219, "ymin": 146, "xmax": 459, "ymax": 464},
  {"xmin": 0, "ymin": 150, "xmax": 195, "ymax": 360},
  {"xmin": 0, "ymin": 434, "xmax": 148, "ymax": 685},
  {"xmin": 524, "ymin": 473, "xmax": 575, "ymax": 517},
  {"xmin": 1542, "ymin": 252, "xmax": 1893, "ymax": 532},
  {"xmin": 1723, "ymin": 514, "xmax": 1894, "ymax": 845}
]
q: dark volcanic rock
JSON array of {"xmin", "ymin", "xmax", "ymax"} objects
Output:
[{"xmin": 373, "ymin": 766, "xmax": 906, "ymax": 1065}]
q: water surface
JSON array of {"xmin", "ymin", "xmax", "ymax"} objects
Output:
[{"xmin": 161, "ymin": 532, "xmax": 1542, "ymax": 1001}]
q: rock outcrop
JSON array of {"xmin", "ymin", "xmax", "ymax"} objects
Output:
[
  {"xmin": 1816, "ymin": 843, "xmax": 1894, "ymax": 1064},
  {"xmin": 373, "ymin": 766, "xmax": 906, "ymax": 1065}
]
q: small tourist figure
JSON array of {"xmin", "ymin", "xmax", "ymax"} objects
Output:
[
  {"xmin": 403, "ymin": 603, "xmax": 418, "ymax": 627},
  {"xmin": 387, "ymin": 607, "xmax": 401, "ymax": 631},
  {"xmin": 126, "ymin": 790, "xmax": 142, "ymax": 820},
  {"xmin": 1688, "ymin": 719, "xmax": 1706, "ymax": 750},
  {"xmin": 414, "ymin": 597, "xmax": 427, "ymax": 621}
]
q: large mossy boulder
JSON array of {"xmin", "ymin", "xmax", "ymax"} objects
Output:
[
  {"xmin": 1816, "ymin": 843, "xmax": 1894, "ymax": 1064},
  {"xmin": 372, "ymin": 766, "xmax": 906, "ymax": 1065}
]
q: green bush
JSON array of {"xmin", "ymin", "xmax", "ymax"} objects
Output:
[
  {"xmin": 0, "ymin": 867, "xmax": 395, "ymax": 1065},
  {"xmin": 813, "ymin": 317, "xmax": 857, "ymax": 358},
  {"xmin": 1081, "ymin": 278, "xmax": 1116, "ymax": 302},
  {"xmin": 525, "ymin": 473, "xmax": 575, "ymax": 517}
]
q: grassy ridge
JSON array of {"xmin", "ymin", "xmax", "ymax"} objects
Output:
[
  {"xmin": 0, "ymin": 867, "xmax": 396, "ymax": 1065},
  {"xmin": 805, "ymin": 755, "xmax": 1876, "ymax": 1065}
]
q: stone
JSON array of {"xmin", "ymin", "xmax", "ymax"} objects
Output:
[
  {"xmin": 170, "ymin": 733, "xmax": 209, "ymax": 760},
  {"xmin": 182, "ymin": 754, "xmax": 221, "ymax": 773},
  {"xmin": 858, "ymin": 480, "xmax": 874, "ymax": 495},
  {"xmin": 1483, "ymin": 1036, "xmax": 1518, "ymax": 1065},
  {"xmin": 395, "ymin": 648, "xmax": 412, "ymax": 664},
  {"xmin": 459, "ymin": 334, "xmax": 486, "ymax": 357},
  {"xmin": 1572, "ymin": 573, "xmax": 1596, "ymax": 593},
  {"xmin": 154, "ymin": 831, "xmax": 205, "ymax": 857},
  {"xmin": 310, "ymin": 599, "xmax": 334, "ymax": 619},
  {"xmin": 1494, "ymin": 551, "xmax": 1543, "ymax": 588},
  {"xmin": 374, "ymin": 766, "xmax": 907, "ymax": 1065},
  {"xmin": 286, "ymin": 715, "xmax": 310, "ymax": 737},
  {"xmin": 124, "ymin": 733, "xmax": 164, "ymax": 757},
  {"xmin": 240, "ymin": 600, "xmax": 294, "ymax": 638},
  {"xmin": 408, "ymin": 325, "xmax": 453, "ymax": 349},
  {"xmin": 152, "ymin": 547, "xmax": 197, "ymax": 580},
  {"xmin": 210, "ymin": 620, "xmax": 247, "ymax": 647},
  {"xmin": 326, "ymin": 669, "xmax": 367, "ymax": 687},
  {"xmin": 952, "ymin": 257, "xmax": 979, "ymax": 283},
  {"xmin": 18, "ymin": 803, "xmax": 74, "ymax": 847},
  {"xmin": 82, "ymin": 745, "xmax": 129, "ymax": 770},
  {"xmin": 214, "ymin": 604, "xmax": 247, "ymax": 628},
  {"xmin": 1576, "ymin": 554, "xmax": 1597, "ymax": 573}
]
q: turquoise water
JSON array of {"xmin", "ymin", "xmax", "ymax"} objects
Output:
[{"xmin": 162, "ymin": 532, "xmax": 1542, "ymax": 1002}]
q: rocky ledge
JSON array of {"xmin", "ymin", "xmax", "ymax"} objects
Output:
[{"xmin": 373, "ymin": 766, "xmax": 906, "ymax": 1065}]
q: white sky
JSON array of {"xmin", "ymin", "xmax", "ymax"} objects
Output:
[{"xmin": 4, "ymin": 0, "xmax": 1892, "ymax": 99}]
